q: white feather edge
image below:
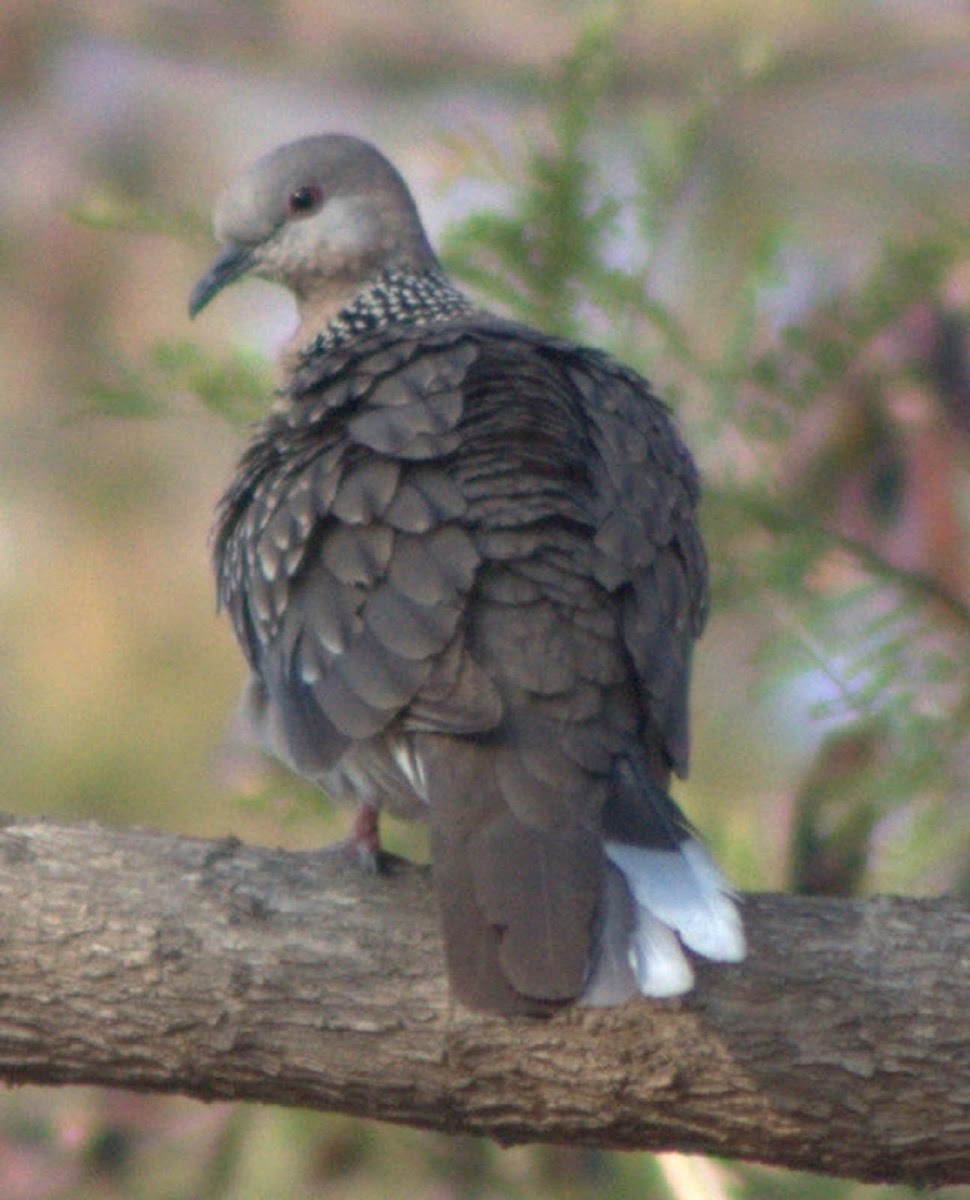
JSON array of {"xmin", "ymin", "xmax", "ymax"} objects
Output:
[
  {"xmin": 605, "ymin": 838, "xmax": 746, "ymax": 997},
  {"xmin": 388, "ymin": 736, "xmax": 429, "ymax": 802},
  {"xmin": 628, "ymin": 908, "xmax": 696, "ymax": 997}
]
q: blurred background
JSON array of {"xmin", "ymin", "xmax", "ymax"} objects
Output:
[{"xmin": 1, "ymin": 0, "xmax": 968, "ymax": 1197}]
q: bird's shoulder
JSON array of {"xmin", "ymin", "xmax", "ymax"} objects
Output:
[{"xmin": 283, "ymin": 310, "xmax": 699, "ymax": 493}]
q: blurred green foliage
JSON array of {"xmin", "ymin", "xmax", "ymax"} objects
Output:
[{"xmin": 85, "ymin": 339, "xmax": 271, "ymax": 427}]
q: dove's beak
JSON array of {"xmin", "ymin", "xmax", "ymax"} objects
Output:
[{"xmin": 189, "ymin": 242, "xmax": 258, "ymax": 318}]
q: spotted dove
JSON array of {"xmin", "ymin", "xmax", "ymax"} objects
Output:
[{"xmin": 190, "ymin": 133, "xmax": 745, "ymax": 1014}]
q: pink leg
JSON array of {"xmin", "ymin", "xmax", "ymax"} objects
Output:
[{"xmin": 350, "ymin": 801, "xmax": 382, "ymax": 871}]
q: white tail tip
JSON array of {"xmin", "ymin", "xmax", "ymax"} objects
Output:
[{"xmin": 604, "ymin": 838, "xmax": 746, "ymax": 998}]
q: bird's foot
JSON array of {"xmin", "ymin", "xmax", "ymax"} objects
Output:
[{"xmin": 345, "ymin": 802, "xmax": 385, "ymax": 874}]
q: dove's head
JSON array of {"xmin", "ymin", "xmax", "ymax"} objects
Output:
[{"xmin": 189, "ymin": 134, "xmax": 438, "ymax": 321}]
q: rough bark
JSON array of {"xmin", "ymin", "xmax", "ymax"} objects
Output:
[{"xmin": 0, "ymin": 815, "xmax": 966, "ymax": 1185}]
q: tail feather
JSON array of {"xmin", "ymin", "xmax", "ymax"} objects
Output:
[
  {"xmin": 589, "ymin": 752, "xmax": 745, "ymax": 1001},
  {"xmin": 581, "ymin": 863, "xmax": 637, "ymax": 1006},
  {"xmin": 626, "ymin": 904, "xmax": 695, "ymax": 997},
  {"xmin": 605, "ymin": 839, "xmax": 745, "ymax": 968}
]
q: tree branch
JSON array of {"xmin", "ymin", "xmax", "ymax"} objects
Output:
[{"xmin": 0, "ymin": 815, "xmax": 966, "ymax": 1185}]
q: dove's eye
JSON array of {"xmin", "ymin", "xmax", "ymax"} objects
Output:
[{"xmin": 287, "ymin": 186, "xmax": 324, "ymax": 217}]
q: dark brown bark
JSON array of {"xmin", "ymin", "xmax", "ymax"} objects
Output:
[{"xmin": 0, "ymin": 815, "xmax": 966, "ymax": 1185}]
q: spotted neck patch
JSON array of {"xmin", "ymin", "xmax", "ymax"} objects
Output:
[{"xmin": 298, "ymin": 268, "xmax": 475, "ymax": 362}]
